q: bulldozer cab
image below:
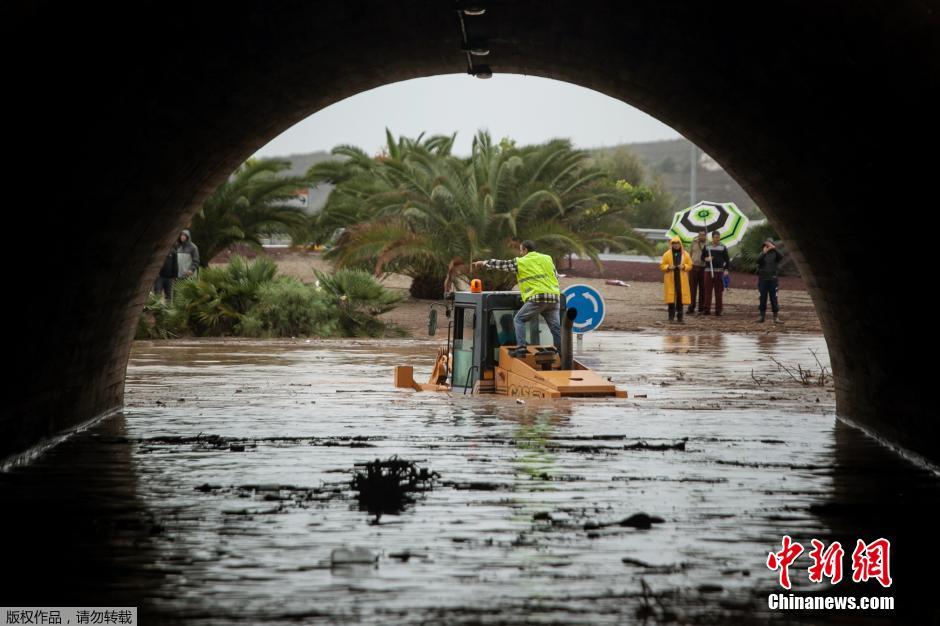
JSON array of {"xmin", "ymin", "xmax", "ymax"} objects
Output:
[
  {"xmin": 449, "ymin": 291, "xmax": 567, "ymax": 392},
  {"xmin": 395, "ymin": 290, "xmax": 624, "ymax": 397}
]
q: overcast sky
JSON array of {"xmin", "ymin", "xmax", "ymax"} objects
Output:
[{"xmin": 253, "ymin": 74, "xmax": 681, "ymax": 158}]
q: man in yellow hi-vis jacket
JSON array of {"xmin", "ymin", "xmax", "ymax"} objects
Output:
[{"xmin": 473, "ymin": 240, "xmax": 562, "ymax": 357}]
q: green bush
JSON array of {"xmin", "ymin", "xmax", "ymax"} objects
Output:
[
  {"xmin": 315, "ymin": 269, "xmax": 404, "ymax": 337},
  {"xmin": 172, "ymin": 255, "xmax": 278, "ymax": 335},
  {"xmin": 138, "ymin": 255, "xmax": 404, "ymax": 338},
  {"xmin": 136, "ymin": 292, "xmax": 187, "ymax": 339},
  {"xmin": 243, "ymin": 278, "xmax": 337, "ymax": 337}
]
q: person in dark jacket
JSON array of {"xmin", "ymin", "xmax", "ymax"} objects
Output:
[
  {"xmin": 152, "ymin": 230, "xmax": 200, "ymax": 301},
  {"xmin": 153, "ymin": 248, "xmax": 178, "ymax": 300},
  {"xmin": 757, "ymin": 238, "xmax": 783, "ymax": 323},
  {"xmin": 701, "ymin": 231, "xmax": 730, "ymax": 316},
  {"xmin": 687, "ymin": 231, "xmax": 707, "ymax": 314}
]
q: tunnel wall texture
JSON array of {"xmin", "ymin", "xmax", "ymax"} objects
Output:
[{"xmin": 3, "ymin": 1, "xmax": 939, "ymax": 463}]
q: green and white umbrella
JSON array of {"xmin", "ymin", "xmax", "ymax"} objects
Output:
[{"xmin": 666, "ymin": 200, "xmax": 750, "ymax": 246}]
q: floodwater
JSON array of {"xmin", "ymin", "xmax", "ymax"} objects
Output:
[{"xmin": 2, "ymin": 332, "xmax": 938, "ymax": 625}]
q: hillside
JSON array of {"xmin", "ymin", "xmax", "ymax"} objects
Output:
[{"xmin": 596, "ymin": 138, "xmax": 761, "ymax": 218}]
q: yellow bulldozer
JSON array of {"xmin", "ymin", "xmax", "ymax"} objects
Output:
[{"xmin": 394, "ymin": 288, "xmax": 627, "ymax": 399}]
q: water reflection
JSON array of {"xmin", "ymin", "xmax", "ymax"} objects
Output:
[
  {"xmin": 756, "ymin": 331, "xmax": 780, "ymax": 352},
  {"xmin": 0, "ymin": 333, "xmax": 932, "ymax": 624},
  {"xmin": 0, "ymin": 414, "xmax": 166, "ymax": 619},
  {"xmin": 662, "ymin": 333, "xmax": 727, "ymax": 356}
]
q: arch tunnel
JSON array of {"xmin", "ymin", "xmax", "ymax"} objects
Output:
[{"xmin": 3, "ymin": 1, "xmax": 939, "ymax": 466}]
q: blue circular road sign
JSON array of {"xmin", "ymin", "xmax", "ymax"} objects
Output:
[{"xmin": 562, "ymin": 283, "xmax": 605, "ymax": 333}]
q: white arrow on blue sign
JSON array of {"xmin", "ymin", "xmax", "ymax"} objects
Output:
[{"xmin": 562, "ymin": 283, "xmax": 605, "ymax": 333}]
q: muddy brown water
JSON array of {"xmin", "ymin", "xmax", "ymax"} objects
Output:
[{"xmin": 1, "ymin": 332, "xmax": 937, "ymax": 625}]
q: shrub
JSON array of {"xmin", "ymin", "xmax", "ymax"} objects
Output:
[
  {"xmin": 315, "ymin": 269, "xmax": 404, "ymax": 337},
  {"xmin": 244, "ymin": 279, "xmax": 337, "ymax": 337},
  {"xmin": 137, "ymin": 256, "xmax": 405, "ymax": 339},
  {"xmin": 136, "ymin": 292, "xmax": 187, "ymax": 339},
  {"xmin": 172, "ymin": 255, "xmax": 278, "ymax": 336}
]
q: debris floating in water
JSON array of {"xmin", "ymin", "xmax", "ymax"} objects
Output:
[
  {"xmin": 584, "ymin": 512, "xmax": 666, "ymax": 531},
  {"xmin": 351, "ymin": 456, "xmax": 439, "ymax": 519},
  {"xmin": 330, "ymin": 547, "xmax": 378, "ymax": 566},
  {"xmin": 623, "ymin": 438, "xmax": 688, "ymax": 452}
]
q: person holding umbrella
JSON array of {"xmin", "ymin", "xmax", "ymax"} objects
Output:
[
  {"xmin": 701, "ymin": 230, "xmax": 730, "ymax": 316},
  {"xmin": 660, "ymin": 236, "xmax": 693, "ymax": 322},
  {"xmin": 664, "ymin": 200, "xmax": 750, "ymax": 319}
]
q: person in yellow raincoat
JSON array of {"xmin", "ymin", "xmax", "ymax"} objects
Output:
[{"xmin": 660, "ymin": 236, "xmax": 693, "ymax": 322}]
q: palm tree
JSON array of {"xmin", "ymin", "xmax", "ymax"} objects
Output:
[
  {"xmin": 307, "ymin": 131, "xmax": 457, "ymax": 246},
  {"xmin": 189, "ymin": 158, "xmax": 310, "ymax": 266},
  {"xmin": 312, "ymin": 131, "xmax": 655, "ymax": 299}
]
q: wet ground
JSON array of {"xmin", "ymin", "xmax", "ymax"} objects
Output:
[
  {"xmin": 2, "ymin": 333, "xmax": 938, "ymax": 625},
  {"xmin": 260, "ymin": 250, "xmax": 822, "ymax": 335}
]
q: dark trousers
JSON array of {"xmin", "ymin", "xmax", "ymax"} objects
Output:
[
  {"xmin": 758, "ymin": 278, "xmax": 779, "ymax": 314},
  {"xmin": 153, "ymin": 276, "xmax": 174, "ymax": 301},
  {"xmin": 667, "ymin": 303, "xmax": 684, "ymax": 321},
  {"xmin": 667, "ymin": 268, "xmax": 684, "ymax": 321},
  {"xmin": 688, "ymin": 266, "xmax": 705, "ymax": 311},
  {"xmin": 703, "ymin": 271, "xmax": 724, "ymax": 314}
]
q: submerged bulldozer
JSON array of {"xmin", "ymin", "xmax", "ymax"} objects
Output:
[{"xmin": 394, "ymin": 288, "xmax": 627, "ymax": 398}]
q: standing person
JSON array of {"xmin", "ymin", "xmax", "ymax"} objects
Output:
[
  {"xmin": 757, "ymin": 238, "xmax": 783, "ymax": 323},
  {"xmin": 472, "ymin": 240, "xmax": 562, "ymax": 357},
  {"xmin": 687, "ymin": 230, "xmax": 707, "ymax": 314},
  {"xmin": 152, "ymin": 229, "xmax": 200, "ymax": 301},
  {"xmin": 701, "ymin": 231, "xmax": 730, "ymax": 316},
  {"xmin": 153, "ymin": 247, "xmax": 178, "ymax": 301},
  {"xmin": 660, "ymin": 236, "xmax": 692, "ymax": 322},
  {"xmin": 175, "ymin": 229, "xmax": 200, "ymax": 279}
]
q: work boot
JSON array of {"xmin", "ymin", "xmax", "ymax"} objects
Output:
[
  {"xmin": 757, "ymin": 313, "xmax": 765, "ymax": 323},
  {"xmin": 773, "ymin": 313, "xmax": 781, "ymax": 324}
]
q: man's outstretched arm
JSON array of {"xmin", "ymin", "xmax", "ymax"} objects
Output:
[{"xmin": 472, "ymin": 258, "xmax": 518, "ymax": 273}]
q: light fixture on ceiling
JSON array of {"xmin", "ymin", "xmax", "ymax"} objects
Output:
[
  {"xmin": 456, "ymin": 3, "xmax": 491, "ymax": 77},
  {"xmin": 472, "ymin": 65, "xmax": 493, "ymax": 79}
]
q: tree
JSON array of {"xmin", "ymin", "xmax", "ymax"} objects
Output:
[
  {"xmin": 589, "ymin": 148, "xmax": 677, "ymax": 227},
  {"xmin": 629, "ymin": 176, "xmax": 677, "ymax": 228},
  {"xmin": 307, "ymin": 131, "xmax": 456, "ymax": 247},
  {"xmin": 189, "ymin": 159, "xmax": 310, "ymax": 266},
  {"xmin": 312, "ymin": 131, "xmax": 656, "ymax": 299},
  {"xmin": 589, "ymin": 148, "xmax": 647, "ymax": 186}
]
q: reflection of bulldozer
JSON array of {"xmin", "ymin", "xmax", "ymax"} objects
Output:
[{"xmin": 394, "ymin": 290, "xmax": 627, "ymax": 398}]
